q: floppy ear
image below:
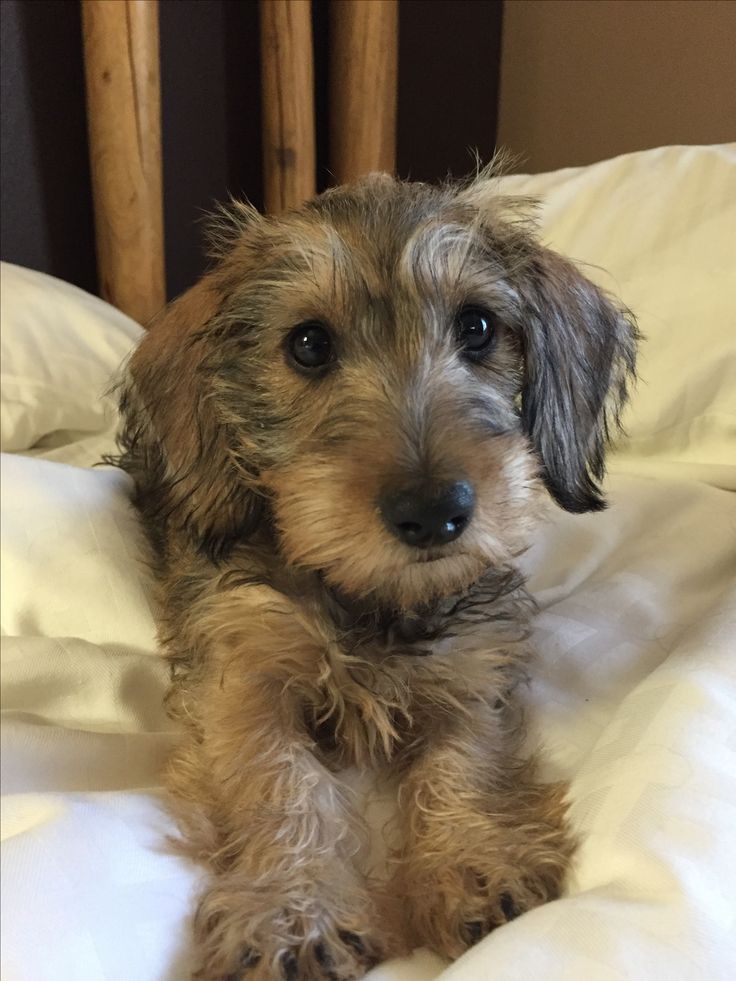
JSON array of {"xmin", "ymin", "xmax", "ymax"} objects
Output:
[
  {"xmin": 116, "ymin": 273, "xmax": 263, "ymax": 560},
  {"xmin": 456, "ymin": 165, "xmax": 638, "ymax": 512},
  {"xmin": 515, "ymin": 244, "xmax": 638, "ymax": 512}
]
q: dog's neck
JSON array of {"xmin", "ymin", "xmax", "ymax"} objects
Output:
[
  {"xmin": 222, "ymin": 533, "xmax": 530, "ymax": 656},
  {"xmin": 320, "ymin": 566, "xmax": 529, "ymax": 656},
  {"xmin": 323, "ymin": 585, "xmax": 444, "ymax": 650}
]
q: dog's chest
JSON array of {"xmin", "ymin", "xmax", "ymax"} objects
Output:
[{"xmin": 303, "ymin": 613, "xmax": 521, "ymax": 770}]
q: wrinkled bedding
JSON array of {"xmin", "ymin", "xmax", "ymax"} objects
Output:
[{"xmin": 2, "ymin": 145, "xmax": 735, "ymax": 981}]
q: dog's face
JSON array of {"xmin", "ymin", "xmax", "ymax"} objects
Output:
[{"xmin": 122, "ymin": 173, "xmax": 636, "ymax": 609}]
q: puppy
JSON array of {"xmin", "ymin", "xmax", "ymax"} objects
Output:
[{"xmin": 115, "ymin": 170, "xmax": 637, "ymax": 980}]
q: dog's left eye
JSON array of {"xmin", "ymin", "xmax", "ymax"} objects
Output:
[
  {"xmin": 287, "ymin": 322, "xmax": 333, "ymax": 370},
  {"xmin": 455, "ymin": 307, "xmax": 495, "ymax": 357}
]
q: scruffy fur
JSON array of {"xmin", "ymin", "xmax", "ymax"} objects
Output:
[{"xmin": 114, "ymin": 170, "xmax": 637, "ymax": 980}]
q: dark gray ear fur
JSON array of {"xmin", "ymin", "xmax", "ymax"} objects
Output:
[
  {"xmin": 516, "ymin": 245, "xmax": 638, "ymax": 512},
  {"xmin": 456, "ymin": 163, "xmax": 638, "ymax": 513}
]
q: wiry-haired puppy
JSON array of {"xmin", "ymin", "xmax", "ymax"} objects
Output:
[{"xmin": 115, "ymin": 170, "xmax": 637, "ymax": 980}]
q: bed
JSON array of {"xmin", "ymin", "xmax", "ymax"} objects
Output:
[{"xmin": 2, "ymin": 141, "xmax": 735, "ymax": 980}]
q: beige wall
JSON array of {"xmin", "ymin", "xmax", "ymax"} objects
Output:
[{"xmin": 498, "ymin": 0, "xmax": 736, "ymax": 173}]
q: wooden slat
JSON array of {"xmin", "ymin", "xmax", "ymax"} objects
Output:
[
  {"xmin": 260, "ymin": 0, "xmax": 316, "ymax": 212},
  {"xmin": 82, "ymin": 0, "xmax": 165, "ymax": 325},
  {"xmin": 329, "ymin": 0, "xmax": 398, "ymax": 183}
]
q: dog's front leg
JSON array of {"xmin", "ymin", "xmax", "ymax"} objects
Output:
[
  {"xmin": 167, "ymin": 591, "xmax": 391, "ymax": 980},
  {"xmin": 179, "ymin": 678, "xmax": 388, "ymax": 981},
  {"xmin": 395, "ymin": 698, "xmax": 575, "ymax": 959}
]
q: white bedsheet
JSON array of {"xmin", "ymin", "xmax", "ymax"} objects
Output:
[{"xmin": 2, "ymin": 145, "xmax": 735, "ymax": 981}]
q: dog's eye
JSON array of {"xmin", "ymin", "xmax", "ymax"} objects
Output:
[
  {"xmin": 287, "ymin": 322, "xmax": 333, "ymax": 370},
  {"xmin": 455, "ymin": 307, "xmax": 495, "ymax": 357}
]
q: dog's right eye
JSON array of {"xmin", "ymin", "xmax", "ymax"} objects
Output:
[
  {"xmin": 455, "ymin": 306, "xmax": 496, "ymax": 359},
  {"xmin": 287, "ymin": 322, "xmax": 334, "ymax": 370}
]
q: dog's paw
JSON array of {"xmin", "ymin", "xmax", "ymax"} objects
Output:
[
  {"xmin": 460, "ymin": 890, "xmax": 521, "ymax": 946},
  {"xmin": 218, "ymin": 928, "xmax": 381, "ymax": 981},
  {"xmin": 410, "ymin": 861, "xmax": 567, "ymax": 960},
  {"xmin": 193, "ymin": 885, "xmax": 385, "ymax": 981},
  {"xmin": 404, "ymin": 828, "xmax": 573, "ymax": 960},
  {"xmin": 400, "ymin": 774, "xmax": 576, "ymax": 960},
  {"xmin": 458, "ymin": 886, "xmax": 536, "ymax": 948}
]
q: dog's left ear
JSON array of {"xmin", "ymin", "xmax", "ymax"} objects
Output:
[
  {"xmin": 457, "ymin": 172, "xmax": 638, "ymax": 512},
  {"xmin": 513, "ymin": 243, "xmax": 638, "ymax": 512}
]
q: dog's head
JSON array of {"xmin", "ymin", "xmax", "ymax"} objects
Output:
[{"xmin": 119, "ymin": 172, "xmax": 637, "ymax": 609}]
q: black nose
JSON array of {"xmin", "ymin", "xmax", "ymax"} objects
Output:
[{"xmin": 380, "ymin": 481, "xmax": 475, "ymax": 548}]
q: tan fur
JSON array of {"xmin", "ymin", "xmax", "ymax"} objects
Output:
[
  {"xmin": 114, "ymin": 171, "xmax": 637, "ymax": 979},
  {"xmin": 163, "ymin": 577, "xmax": 566, "ymax": 979}
]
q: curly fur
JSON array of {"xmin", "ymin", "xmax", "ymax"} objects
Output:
[{"xmin": 113, "ymin": 169, "xmax": 637, "ymax": 980}]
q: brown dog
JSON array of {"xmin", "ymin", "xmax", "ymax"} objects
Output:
[{"xmin": 115, "ymin": 170, "xmax": 637, "ymax": 980}]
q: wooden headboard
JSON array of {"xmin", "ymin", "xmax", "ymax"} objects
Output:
[
  {"xmin": 5, "ymin": 1, "xmax": 730, "ymax": 316},
  {"xmin": 1, "ymin": 0, "xmax": 504, "ymax": 306},
  {"xmin": 81, "ymin": 0, "xmax": 398, "ymax": 326}
]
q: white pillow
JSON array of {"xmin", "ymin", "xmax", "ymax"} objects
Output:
[
  {"xmin": 0, "ymin": 263, "xmax": 143, "ymax": 454},
  {"xmin": 497, "ymin": 144, "xmax": 736, "ymax": 488}
]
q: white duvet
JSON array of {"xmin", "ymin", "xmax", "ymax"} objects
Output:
[{"xmin": 2, "ymin": 146, "xmax": 735, "ymax": 981}]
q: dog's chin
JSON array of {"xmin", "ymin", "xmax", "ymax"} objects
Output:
[{"xmin": 324, "ymin": 551, "xmax": 489, "ymax": 612}]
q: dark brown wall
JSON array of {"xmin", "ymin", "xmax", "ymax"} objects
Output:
[
  {"xmin": 1, "ymin": 0, "xmax": 97, "ymax": 294},
  {"xmin": 158, "ymin": 0, "xmax": 263, "ymax": 299},
  {"xmin": 498, "ymin": 0, "xmax": 736, "ymax": 173},
  {"xmin": 1, "ymin": 0, "xmax": 503, "ymax": 305},
  {"xmin": 396, "ymin": 0, "xmax": 502, "ymax": 182}
]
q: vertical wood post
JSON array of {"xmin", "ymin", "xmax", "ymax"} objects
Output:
[
  {"xmin": 329, "ymin": 0, "xmax": 398, "ymax": 183},
  {"xmin": 82, "ymin": 0, "xmax": 165, "ymax": 325},
  {"xmin": 260, "ymin": 0, "xmax": 316, "ymax": 212}
]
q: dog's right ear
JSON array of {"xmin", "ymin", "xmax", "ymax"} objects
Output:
[{"xmin": 116, "ymin": 273, "xmax": 262, "ymax": 560}]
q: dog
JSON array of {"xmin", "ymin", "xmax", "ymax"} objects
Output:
[{"xmin": 115, "ymin": 169, "xmax": 637, "ymax": 980}]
